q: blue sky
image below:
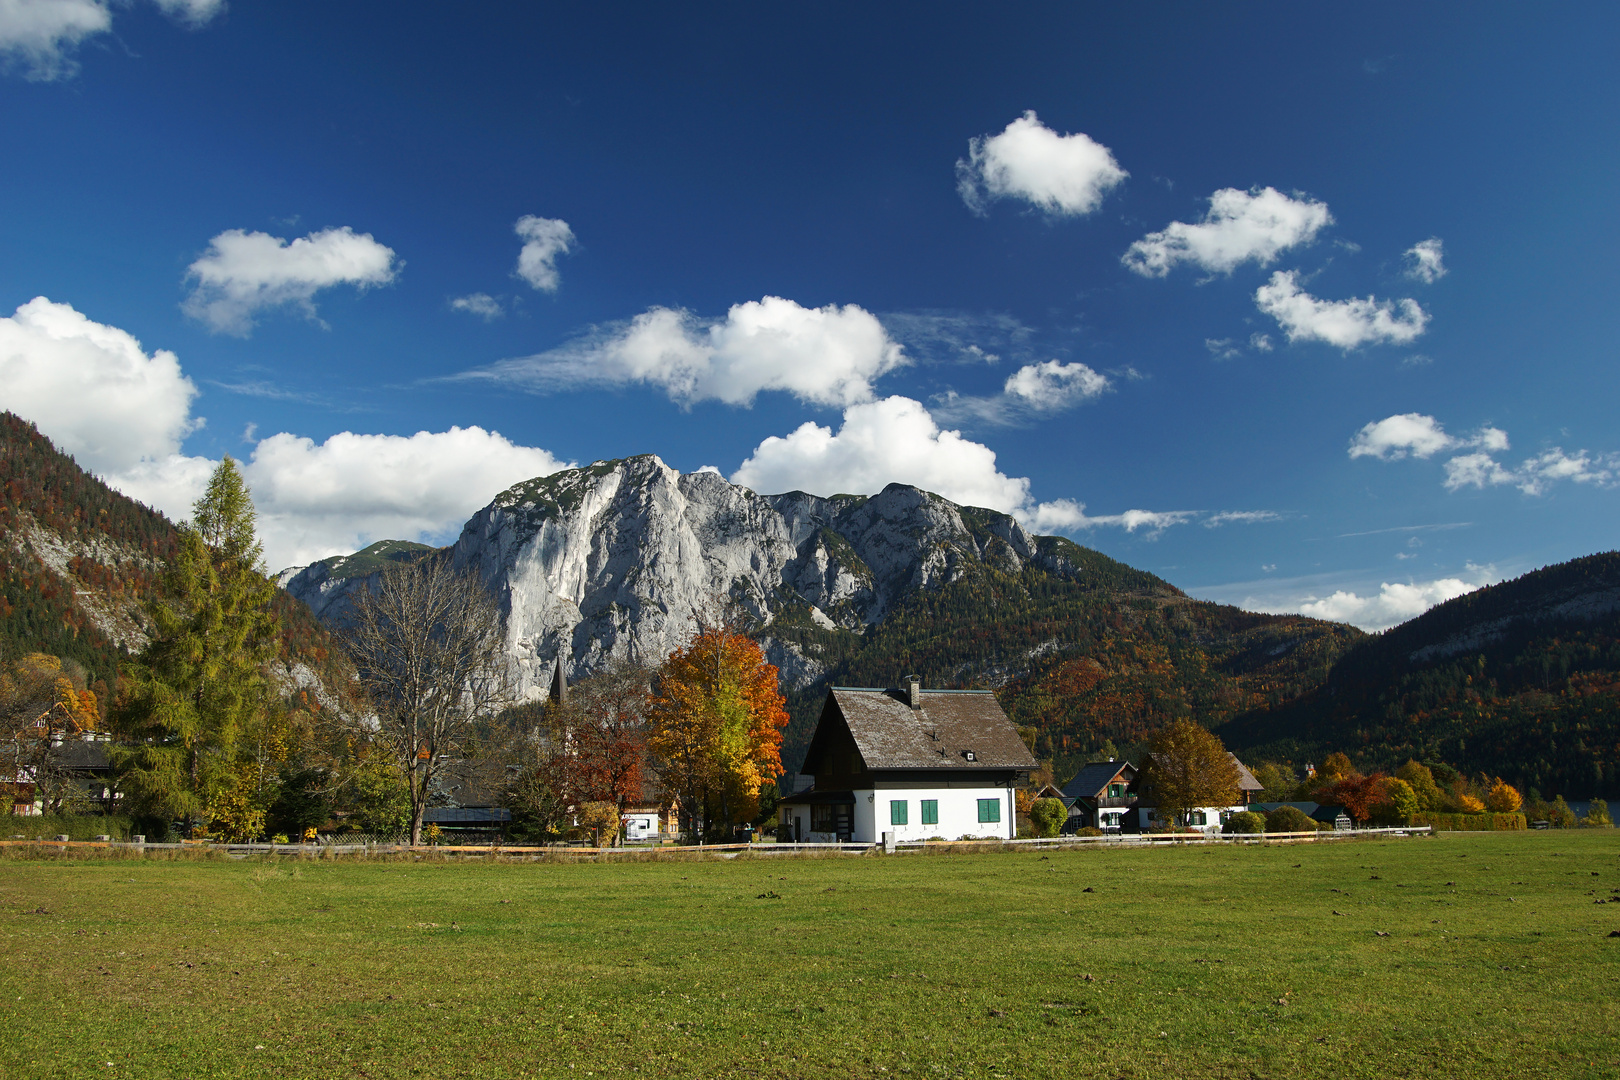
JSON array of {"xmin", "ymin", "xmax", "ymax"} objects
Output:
[{"xmin": 1, "ymin": 2, "xmax": 1616, "ymax": 629}]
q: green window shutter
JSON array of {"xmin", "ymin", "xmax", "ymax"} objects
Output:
[
  {"xmin": 920, "ymin": 799, "xmax": 938, "ymax": 825},
  {"xmin": 977, "ymin": 798, "xmax": 1001, "ymax": 824},
  {"xmin": 890, "ymin": 800, "xmax": 908, "ymax": 826}
]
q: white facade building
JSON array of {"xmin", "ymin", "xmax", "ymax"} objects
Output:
[{"xmin": 779, "ymin": 679, "xmax": 1035, "ymax": 844}]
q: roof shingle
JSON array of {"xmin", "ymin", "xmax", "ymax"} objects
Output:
[{"xmin": 828, "ymin": 687, "xmax": 1036, "ymax": 771}]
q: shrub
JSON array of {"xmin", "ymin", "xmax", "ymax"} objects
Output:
[
  {"xmin": 1028, "ymin": 798, "xmax": 1067, "ymax": 838},
  {"xmin": 1222, "ymin": 811, "xmax": 1265, "ymax": 835},
  {"xmin": 1457, "ymin": 794, "xmax": 1486, "ymax": 814},
  {"xmin": 0, "ymin": 813, "xmax": 134, "ymax": 841},
  {"xmin": 1549, "ymin": 796, "xmax": 1578, "ymax": 828},
  {"xmin": 1369, "ymin": 778, "xmax": 1421, "ymax": 826},
  {"xmin": 1074, "ymin": 826, "xmax": 1104, "ymax": 837},
  {"xmin": 1486, "ymin": 779, "xmax": 1523, "ymax": 813},
  {"xmin": 1410, "ymin": 812, "xmax": 1527, "ymax": 832},
  {"xmin": 1580, "ymin": 799, "xmax": 1612, "ymax": 828},
  {"xmin": 1264, "ymin": 805, "xmax": 1317, "ymax": 833}
]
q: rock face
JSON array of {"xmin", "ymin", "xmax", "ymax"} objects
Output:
[{"xmin": 280, "ymin": 454, "xmax": 1072, "ymax": 700}]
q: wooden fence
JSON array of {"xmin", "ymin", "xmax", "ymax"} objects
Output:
[{"xmin": 1, "ymin": 826, "xmax": 1429, "ymax": 860}]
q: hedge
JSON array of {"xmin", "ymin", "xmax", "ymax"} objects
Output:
[{"xmin": 1411, "ymin": 812, "xmax": 1527, "ymax": 832}]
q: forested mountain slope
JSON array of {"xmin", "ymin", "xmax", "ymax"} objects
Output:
[
  {"xmin": 0, "ymin": 412, "xmax": 351, "ymax": 707},
  {"xmin": 1220, "ymin": 552, "xmax": 1620, "ymax": 797}
]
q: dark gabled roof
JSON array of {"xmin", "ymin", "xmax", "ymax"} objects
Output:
[
  {"xmin": 1061, "ymin": 760, "xmax": 1133, "ymax": 800},
  {"xmin": 52, "ymin": 740, "xmax": 112, "ymax": 771},
  {"xmin": 822, "ymin": 687, "xmax": 1036, "ymax": 771},
  {"xmin": 1230, "ymin": 754, "xmax": 1264, "ymax": 792}
]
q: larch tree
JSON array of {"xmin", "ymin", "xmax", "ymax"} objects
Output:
[
  {"xmin": 648, "ymin": 625, "xmax": 788, "ymax": 842},
  {"xmin": 1139, "ymin": 719, "xmax": 1240, "ymax": 826},
  {"xmin": 343, "ymin": 557, "xmax": 514, "ymax": 845},
  {"xmin": 113, "ymin": 458, "xmax": 277, "ymax": 836}
]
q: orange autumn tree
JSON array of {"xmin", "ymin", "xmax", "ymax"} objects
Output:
[{"xmin": 648, "ymin": 626, "xmax": 788, "ymax": 842}]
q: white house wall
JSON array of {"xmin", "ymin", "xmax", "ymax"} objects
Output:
[
  {"xmin": 781, "ymin": 786, "xmax": 1017, "ymax": 843},
  {"xmin": 865, "ymin": 785, "xmax": 1015, "ymax": 842}
]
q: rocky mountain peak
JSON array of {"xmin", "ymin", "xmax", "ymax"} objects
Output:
[{"xmin": 280, "ymin": 457, "xmax": 1059, "ymax": 701}]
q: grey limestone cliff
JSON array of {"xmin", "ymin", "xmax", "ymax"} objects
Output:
[{"xmin": 280, "ymin": 454, "xmax": 1071, "ymax": 701}]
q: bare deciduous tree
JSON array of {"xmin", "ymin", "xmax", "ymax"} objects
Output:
[{"xmin": 344, "ymin": 559, "xmax": 514, "ymax": 845}]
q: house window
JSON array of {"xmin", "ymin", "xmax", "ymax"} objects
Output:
[
  {"xmin": 1107, "ymin": 782, "xmax": 1126, "ymax": 798},
  {"xmin": 977, "ymin": 798, "xmax": 1001, "ymax": 824},
  {"xmin": 920, "ymin": 799, "xmax": 938, "ymax": 825},
  {"xmin": 1189, "ymin": 810, "xmax": 1207, "ymax": 826},
  {"xmin": 1102, "ymin": 812, "xmax": 1120, "ymax": 828},
  {"xmin": 890, "ymin": 800, "xmax": 908, "ymax": 826},
  {"xmin": 811, "ymin": 803, "xmax": 841, "ymax": 832}
]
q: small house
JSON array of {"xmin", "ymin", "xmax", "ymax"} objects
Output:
[
  {"xmin": 778, "ymin": 678, "xmax": 1036, "ymax": 843},
  {"xmin": 1060, "ymin": 753, "xmax": 1267, "ymax": 833},
  {"xmin": 1059, "ymin": 759, "xmax": 1138, "ymax": 832}
]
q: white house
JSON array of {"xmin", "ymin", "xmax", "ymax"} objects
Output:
[
  {"xmin": 1060, "ymin": 753, "xmax": 1265, "ymax": 835},
  {"xmin": 778, "ymin": 677, "xmax": 1036, "ymax": 843}
]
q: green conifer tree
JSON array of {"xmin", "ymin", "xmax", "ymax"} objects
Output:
[{"xmin": 113, "ymin": 459, "xmax": 278, "ymax": 835}]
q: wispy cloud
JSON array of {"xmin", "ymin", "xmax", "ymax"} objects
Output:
[
  {"xmin": 450, "ymin": 293, "xmax": 504, "ymax": 320},
  {"xmin": 933, "ymin": 359, "xmax": 1110, "ymax": 426},
  {"xmin": 1403, "ymin": 237, "xmax": 1447, "ymax": 283}
]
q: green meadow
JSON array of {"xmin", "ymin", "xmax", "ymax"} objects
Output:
[{"xmin": 2, "ymin": 833, "xmax": 1618, "ymax": 1080}]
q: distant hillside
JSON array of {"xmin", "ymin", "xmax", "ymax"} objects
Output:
[
  {"xmin": 765, "ymin": 545, "xmax": 1363, "ymax": 777},
  {"xmin": 0, "ymin": 412, "xmax": 353, "ymax": 706},
  {"xmin": 1220, "ymin": 552, "xmax": 1620, "ymax": 797}
]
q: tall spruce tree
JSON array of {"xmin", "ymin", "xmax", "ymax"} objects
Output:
[{"xmin": 113, "ymin": 459, "xmax": 278, "ymax": 835}]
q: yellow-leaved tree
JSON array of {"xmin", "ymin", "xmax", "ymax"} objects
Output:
[{"xmin": 648, "ymin": 626, "xmax": 788, "ymax": 842}]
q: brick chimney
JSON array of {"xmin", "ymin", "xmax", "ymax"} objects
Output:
[{"xmin": 905, "ymin": 675, "xmax": 921, "ymax": 709}]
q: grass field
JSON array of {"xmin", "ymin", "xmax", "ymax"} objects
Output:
[{"xmin": 2, "ymin": 833, "xmax": 1618, "ymax": 1079}]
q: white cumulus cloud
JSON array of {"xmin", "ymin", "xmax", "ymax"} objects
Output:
[
  {"xmin": 1403, "ymin": 237, "xmax": 1447, "ymax": 283},
  {"xmin": 0, "ymin": 0, "xmax": 221, "ymax": 81},
  {"xmin": 957, "ymin": 110, "xmax": 1127, "ymax": 217},
  {"xmin": 183, "ymin": 226, "xmax": 399, "ymax": 336},
  {"xmin": 1295, "ymin": 571, "xmax": 1492, "ymax": 631},
  {"xmin": 0, "ymin": 296, "xmax": 199, "ymax": 475},
  {"xmin": 0, "ymin": 0, "xmax": 106, "ymax": 79},
  {"xmin": 1348, "ymin": 413, "xmax": 1508, "ymax": 461},
  {"xmin": 513, "ymin": 215, "xmax": 575, "ymax": 292},
  {"xmin": 733, "ymin": 396, "xmax": 1032, "ymax": 512},
  {"xmin": 109, "ymin": 428, "xmax": 572, "ymax": 573},
  {"xmin": 1123, "ymin": 187, "xmax": 1332, "ymax": 277},
  {"xmin": 1351, "ymin": 413, "xmax": 1615, "ymax": 497},
  {"xmin": 731, "ymin": 395, "xmax": 1196, "ymax": 538},
  {"xmin": 935, "ymin": 359, "xmax": 1111, "ymax": 426},
  {"xmin": 1255, "ymin": 270, "xmax": 1428, "ymax": 349},
  {"xmin": 464, "ymin": 296, "xmax": 907, "ymax": 408},
  {"xmin": 1444, "ymin": 447, "xmax": 1618, "ymax": 496},
  {"xmin": 0, "ymin": 296, "xmax": 569, "ymax": 570}
]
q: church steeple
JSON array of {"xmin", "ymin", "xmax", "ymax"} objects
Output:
[{"xmin": 549, "ymin": 651, "xmax": 568, "ymax": 706}]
